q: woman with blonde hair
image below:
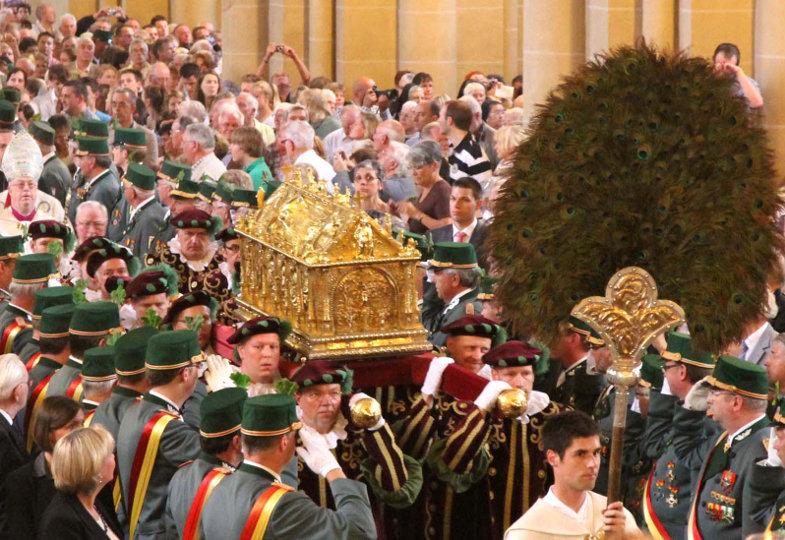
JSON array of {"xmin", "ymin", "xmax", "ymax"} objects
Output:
[
  {"xmin": 349, "ymin": 111, "xmax": 380, "ymax": 147},
  {"xmin": 39, "ymin": 425, "xmax": 122, "ymax": 539},
  {"xmin": 301, "ymin": 88, "xmax": 341, "ymax": 140},
  {"xmin": 484, "ymin": 125, "xmax": 526, "ymax": 219}
]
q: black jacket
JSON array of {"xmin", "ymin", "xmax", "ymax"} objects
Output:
[
  {"xmin": 38, "ymin": 490, "xmax": 123, "ymax": 540},
  {"xmin": 2, "ymin": 453, "xmax": 56, "ymax": 540}
]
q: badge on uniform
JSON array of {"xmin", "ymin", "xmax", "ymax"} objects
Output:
[
  {"xmin": 706, "ymin": 502, "xmax": 734, "ymax": 523},
  {"xmin": 666, "ymin": 485, "xmax": 679, "ymax": 508},
  {"xmin": 666, "ymin": 462, "xmax": 675, "ymax": 483},
  {"xmin": 720, "ymin": 470, "xmax": 737, "ymax": 493}
]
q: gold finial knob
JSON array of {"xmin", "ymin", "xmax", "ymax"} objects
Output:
[
  {"xmin": 350, "ymin": 397, "xmax": 383, "ymax": 428},
  {"xmin": 497, "ymin": 388, "xmax": 528, "ymax": 418}
]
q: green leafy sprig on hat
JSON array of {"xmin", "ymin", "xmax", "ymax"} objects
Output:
[
  {"xmin": 110, "ymin": 280, "xmax": 126, "ymax": 306},
  {"xmin": 275, "ymin": 378, "xmax": 299, "ymax": 396},
  {"xmin": 230, "ymin": 372, "xmax": 251, "ymax": 388},
  {"xmin": 185, "ymin": 314, "xmax": 204, "ymax": 333},
  {"xmin": 46, "ymin": 240, "xmax": 62, "ymax": 258},
  {"xmin": 73, "ymin": 279, "xmax": 88, "ymax": 305},
  {"xmin": 142, "ymin": 307, "xmax": 162, "ymax": 329},
  {"xmin": 338, "ymin": 367, "xmax": 354, "ymax": 395}
]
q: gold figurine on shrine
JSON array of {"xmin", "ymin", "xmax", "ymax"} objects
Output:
[{"xmin": 234, "ymin": 167, "xmax": 431, "ymax": 360}]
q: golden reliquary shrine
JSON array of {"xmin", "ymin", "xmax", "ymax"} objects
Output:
[{"xmin": 234, "ymin": 168, "xmax": 432, "ymax": 360}]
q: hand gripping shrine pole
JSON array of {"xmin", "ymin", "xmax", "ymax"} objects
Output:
[{"xmin": 571, "ymin": 267, "xmax": 684, "ymax": 506}]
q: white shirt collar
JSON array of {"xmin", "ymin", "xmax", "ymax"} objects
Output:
[
  {"xmin": 148, "ymin": 390, "xmax": 181, "ymax": 413},
  {"xmin": 444, "ymin": 287, "xmax": 473, "ymax": 312},
  {"xmin": 168, "ymin": 236, "xmax": 218, "ymax": 272},
  {"xmin": 452, "ymin": 218, "xmax": 478, "ymax": 242},
  {"xmin": 729, "ymin": 413, "xmax": 768, "ymax": 443},
  {"xmin": 68, "ymin": 355, "xmax": 83, "ymax": 365},
  {"xmin": 0, "ymin": 408, "xmax": 12, "ymax": 426},
  {"xmin": 555, "ymin": 354, "xmax": 588, "ymax": 388},
  {"xmin": 42, "ymin": 151, "xmax": 55, "ymax": 161},
  {"xmin": 543, "ymin": 486, "xmax": 590, "ymax": 521},
  {"xmin": 129, "ymin": 194, "xmax": 155, "ymax": 221},
  {"xmin": 8, "ymin": 303, "xmax": 31, "ymax": 318},
  {"xmin": 243, "ymin": 458, "xmax": 282, "ymax": 483},
  {"xmin": 743, "ymin": 321, "xmax": 770, "ymax": 359},
  {"xmin": 87, "ymin": 169, "xmax": 109, "ymax": 188}
]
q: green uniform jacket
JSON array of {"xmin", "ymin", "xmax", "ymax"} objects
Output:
[
  {"xmin": 149, "ymin": 213, "xmax": 175, "ymax": 256},
  {"xmin": 71, "ymin": 169, "xmax": 121, "ymax": 225},
  {"xmin": 18, "ymin": 338, "xmax": 39, "ymax": 369},
  {"xmin": 163, "ymin": 451, "xmax": 232, "ymax": 540},
  {"xmin": 107, "ymin": 197, "xmax": 129, "ymax": 242},
  {"xmin": 92, "ymin": 385, "xmax": 143, "ymax": 442},
  {"xmin": 181, "ymin": 380, "xmax": 207, "ymax": 431},
  {"xmin": 40, "ymin": 154, "xmax": 70, "ymax": 207},
  {"xmin": 550, "ymin": 358, "xmax": 606, "ymax": 416},
  {"xmin": 116, "ymin": 392, "xmax": 200, "ymax": 539},
  {"xmin": 0, "ymin": 304, "xmax": 33, "ymax": 356},
  {"xmin": 45, "ymin": 357, "xmax": 83, "ymax": 400},
  {"xmin": 28, "ymin": 356, "xmax": 61, "ymax": 392},
  {"xmin": 691, "ymin": 416, "xmax": 770, "ymax": 539},
  {"xmin": 119, "ymin": 198, "xmax": 167, "ymax": 259},
  {"xmin": 200, "ymin": 460, "xmax": 376, "ymax": 540},
  {"xmin": 424, "ymin": 288, "xmax": 484, "ymax": 348}
]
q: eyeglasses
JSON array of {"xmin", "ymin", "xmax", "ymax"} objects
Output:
[
  {"xmin": 77, "ymin": 220, "xmax": 107, "ymax": 228},
  {"xmin": 660, "ymin": 363, "xmax": 681, "ymax": 374}
]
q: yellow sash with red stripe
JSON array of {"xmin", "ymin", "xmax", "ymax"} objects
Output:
[
  {"xmin": 83, "ymin": 409, "xmax": 96, "ymax": 427},
  {"xmin": 642, "ymin": 468, "xmax": 669, "ymax": 540},
  {"xmin": 66, "ymin": 376, "xmax": 83, "ymax": 402},
  {"xmin": 687, "ymin": 432, "xmax": 728, "ymax": 540},
  {"xmin": 182, "ymin": 468, "xmax": 230, "ymax": 540},
  {"xmin": 0, "ymin": 320, "xmax": 28, "ymax": 353},
  {"xmin": 239, "ymin": 484, "xmax": 294, "ymax": 540},
  {"xmin": 25, "ymin": 372, "xmax": 54, "ymax": 451},
  {"xmin": 25, "ymin": 352, "xmax": 41, "ymax": 372},
  {"xmin": 127, "ymin": 410, "xmax": 178, "ymax": 538}
]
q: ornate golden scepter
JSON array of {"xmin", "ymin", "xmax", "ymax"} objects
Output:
[{"xmin": 571, "ymin": 266, "xmax": 684, "ymax": 504}]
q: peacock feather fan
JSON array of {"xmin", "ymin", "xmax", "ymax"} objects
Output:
[{"xmin": 490, "ymin": 42, "xmax": 784, "ymax": 353}]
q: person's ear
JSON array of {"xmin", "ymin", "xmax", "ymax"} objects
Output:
[{"xmin": 546, "ymin": 449, "xmax": 559, "ymax": 467}]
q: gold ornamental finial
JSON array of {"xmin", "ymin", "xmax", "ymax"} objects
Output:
[{"xmin": 350, "ymin": 397, "xmax": 383, "ymax": 428}]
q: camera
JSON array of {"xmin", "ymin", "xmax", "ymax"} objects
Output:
[
  {"xmin": 107, "ymin": 7, "xmax": 119, "ymax": 16},
  {"xmin": 373, "ymin": 87, "xmax": 398, "ymax": 101}
]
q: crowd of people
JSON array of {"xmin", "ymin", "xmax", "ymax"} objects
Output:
[{"xmin": 0, "ymin": 2, "xmax": 775, "ymax": 540}]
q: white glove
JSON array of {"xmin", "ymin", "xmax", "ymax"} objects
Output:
[
  {"xmin": 764, "ymin": 427, "xmax": 783, "ymax": 467},
  {"xmin": 520, "ymin": 390, "xmax": 550, "ymax": 424},
  {"xmin": 349, "ymin": 392, "xmax": 386, "ymax": 431},
  {"xmin": 421, "ymin": 357, "xmax": 454, "ymax": 398},
  {"xmin": 296, "ymin": 425, "xmax": 341, "ymax": 477},
  {"xmin": 473, "ymin": 380, "xmax": 512, "ymax": 412},
  {"xmin": 684, "ymin": 377, "xmax": 711, "ymax": 411},
  {"xmin": 204, "ymin": 355, "xmax": 235, "ymax": 392}
]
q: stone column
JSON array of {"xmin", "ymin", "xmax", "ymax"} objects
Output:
[
  {"xmin": 641, "ymin": 0, "xmax": 675, "ymax": 50},
  {"xmin": 68, "ymin": 0, "xmax": 97, "ymax": 18},
  {"xmin": 678, "ymin": 0, "xmax": 754, "ymax": 75},
  {"xmin": 585, "ymin": 0, "xmax": 640, "ymax": 61},
  {"xmin": 220, "ymin": 0, "xmax": 270, "ymax": 84},
  {"xmin": 503, "ymin": 0, "xmax": 520, "ymax": 82},
  {"xmin": 170, "ymin": 0, "xmax": 220, "ymax": 28},
  {"xmin": 335, "ymin": 0, "xmax": 397, "ymax": 91},
  {"xmin": 122, "ymin": 1, "xmax": 170, "ymax": 27},
  {"xmin": 307, "ymin": 0, "xmax": 334, "ymax": 80},
  {"xmin": 456, "ymin": 0, "xmax": 504, "ymax": 85},
  {"xmin": 754, "ymin": 0, "xmax": 785, "ymax": 174},
  {"xmin": 267, "ymin": 0, "xmax": 307, "ymax": 85},
  {"xmin": 522, "ymin": 0, "xmax": 585, "ymax": 123},
  {"xmin": 398, "ymin": 0, "xmax": 456, "ymax": 97}
]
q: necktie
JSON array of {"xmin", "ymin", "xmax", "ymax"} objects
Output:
[
  {"xmin": 455, "ymin": 231, "xmax": 467, "ymax": 243},
  {"xmin": 741, "ymin": 341, "xmax": 749, "ymax": 360}
]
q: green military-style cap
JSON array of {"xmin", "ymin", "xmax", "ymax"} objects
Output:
[
  {"xmin": 81, "ymin": 346, "xmax": 117, "ymax": 382},
  {"xmin": 197, "ymin": 180, "xmax": 216, "ymax": 203},
  {"xmin": 241, "ymin": 394, "xmax": 302, "ymax": 437},
  {"xmin": 115, "ymin": 326, "xmax": 158, "ymax": 376},
  {"xmin": 705, "ymin": 355, "xmax": 768, "ymax": 400},
  {"xmin": 114, "ymin": 127, "xmax": 146, "ymax": 149},
  {"xmin": 29, "ymin": 121, "xmax": 55, "ymax": 145},
  {"xmin": 0, "ymin": 100, "xmax": 15, "ymax": 130},
  {"xmin": 0, "ymin": 235, "xmax": 24, "ymax": 260},
  {"xmin": 171, "ymin": 178, "xmax": 200, "ymax": 200},
  {"xmin": 477, "ymin": 276, "xmax": 498, "ymax": 301},
  {"xmin": 75, "ymin": 119, "xmax": 109, "ymax": 138},
  {"xmin": 441, "ymin": 314, "xmax": 501, "ymax": 339},
  {"xmin": 227, "ymin": 316, "xmax": 292, "ymax": 345},
  {"xmin": 86, "ymin": 243, "xmax": 134, "ymax": 278},
  {"xmin": 212, "ymin": 182, "xmax": 233, "ymax": 204},
  {"xmin": 661, "ymin": 331, "xmax": 715, "ymax": 369},
  {"xmin": 1, "ymin": 88, "xmax": 20, "ymax": 104},
  {"xmin": 393, "ymin": 230, "xmax": 432, "ymax": 261},
  {"xmin": 231, "ymin": 188, "xmax": 258, "ymax": 209},
  {"xmin": 40, "ymin": 304, "xmax": 75, "ymax": 338},
  {"xmin": 12, "ymin": 253, "xmax": 57, "ymax": 284},
  {"xmin": 123, "ymin": 162, "xmax": 157, "ymax": 191},
  {"xmin": 74, "ymin": 136, "xmax": 110, "ymax": 156},
  {"xmin": 482, "ymin": 340, "xmax": 542, "ymax": 368},
  {"xmin": 639, "ymin": 354, "xmax": 665, "ymax": 391},
  {"xmin": 428, "ymin": 242, "xmax": 478, "ymax": 269},
  {"xmin": 32, "ymin": 286, "xmax": 74, "ymax": 320},
  {"xmin": 145, "ymin": 330, "xmax": 204, "ymax": 371},
  {"xmin": 70, "ymin": 301, "xmax": 121, "ymax": 337},
  {"xmin": 200, "ymin": 387, "xmax": 247, "ymax": 438},
  {"xmin": 568, "ymin": 315, "xmax": 604, "ymax": 348},
  {"xmin": 158, "ymin": 160, "xmax": 191, "ymax": 183}
]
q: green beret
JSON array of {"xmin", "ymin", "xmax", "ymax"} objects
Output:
[
  {"xmin": 0, "ymin": 100, "xmax": 15, "ymax": 130},
  {"xmin": 197, "ymin": 180, "xmax": 217, "ymax": 203},
  {"xmin": 200, "ymin": 387, "xmax": 247, "ymax": 438},
  {"xmin": 0, "ymin": 235, "xmax": 23, "ymax": 259},
  {"xmin": 114, "ymin": 127, "xmax": 146, "ymax": 149},
  {"xmin": 115, "ymin": 326, "xmax": 158, "ymax": 376},
  {"xmin": 227, "ymin": 316, "xmax": 291, "ymax": 345},
  {"xmin": 32, "ymin": 286, "xmax": 74, "ymax": 320},
  {"xmin": 85, "ymin": 243, "xmax": 134, "ymax": 278},
  {"xmin": 639, "ymin": 354, "xmax": 665, "ymax": 391},
  {"xmin": 145, "ymin": 330, "xmax": 204, "ymax": 371},
  {"xmin": 158, "ymin": 160, "xmax": 191, "ymax": 183},
  {"xmin": 12, "ymin": 253, "xmax": 56, "ymax": 284},
  {"xmin": 39, "ymin": 304, "xmax": 75, "ymax": 338},
  {"xmin": 568, "ymin": 315, "xmax": 604, "ymax": 347},
  {"xmin": 29, "ymin": 121, "xmax": 55, "ymax": 145},
  {"xmin": 123, "ymin": 162, "xmax": 156, "ymax": 191},
  {"xmin": 428, "ymin": 242, "xmax": 478, "ymax": 269},
  {"xmin": 231, "ymin": 188, "xmax": 258, "ymax": 209},
  {"xmin": 482, "ymin": 340, "xmax": 542, "ymax": 368},
  {"xmin": 81, "ymin": 346, "xmax": 117, "ymax": 382},
  {"xmin": 1, "ymin": 88, "xmax": 19, "ymax": 104},
  {"xmin": 74, "ymin": 136, "xmax": 110, "ymax": 156},
  {"xmin": 706, "ymin": 355, "xmax": 768, "ymax": 400},
  {"xmin": 440, "ymin": 314, "xmax": 501, "ymax": 339},
  {"xmin": 171, "ymin": 178, "xmax": 200, "ymax": 200},
  {"xmin": 661, "ymin": 331, "xmax": 715, "ymax": 368},
  {"xmin": 69, "ymin": 301, "xmax": 121, "ymax": 336},
  {"xmin": 241, "ymin": 394, "xmax": 301, "ymax": 437},
  {"xmin": 75, "ymin": 119, "xmax": 109, "ymax": 138}
]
